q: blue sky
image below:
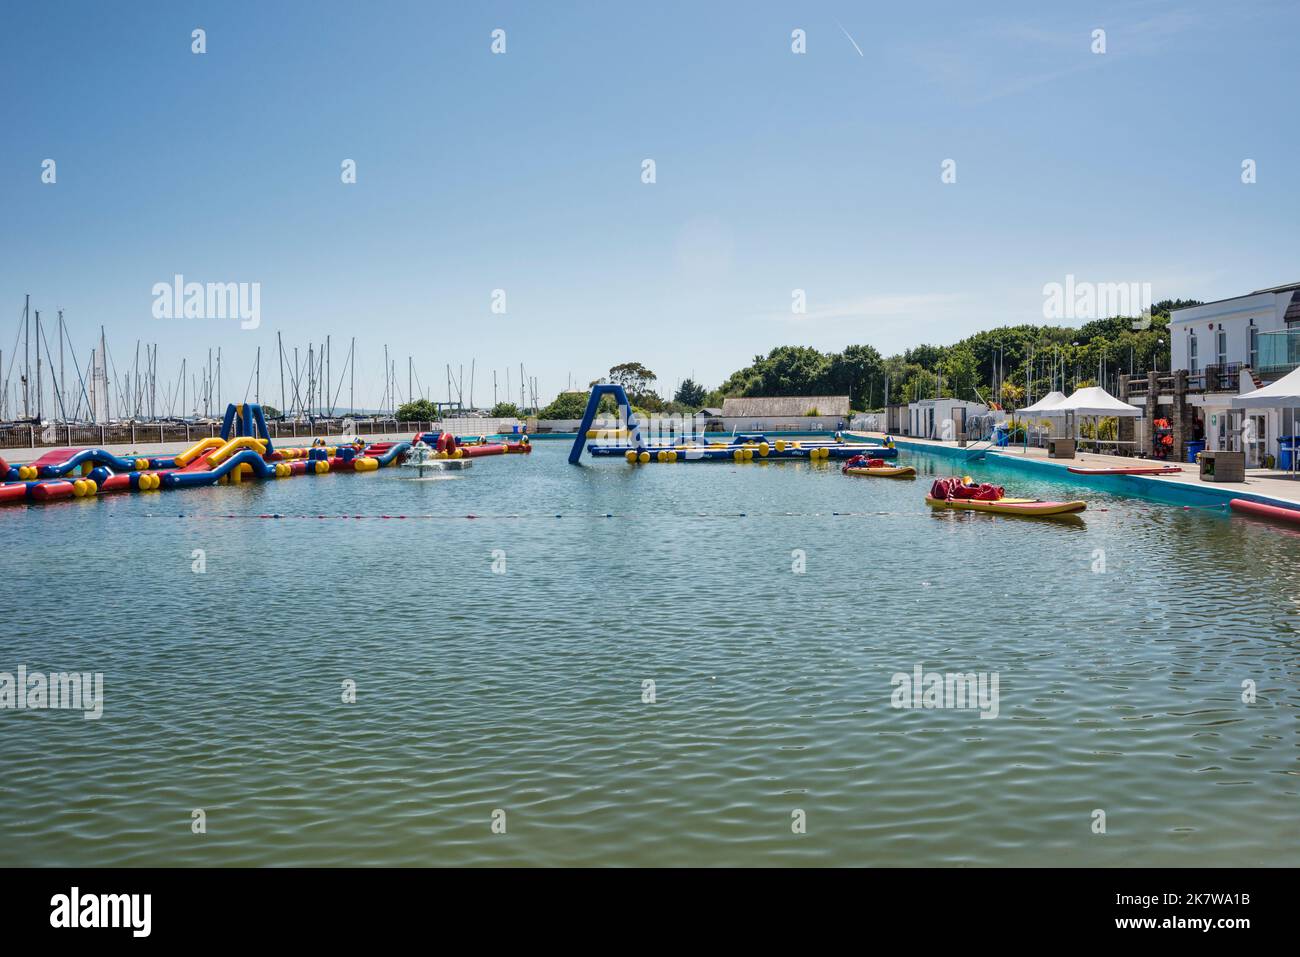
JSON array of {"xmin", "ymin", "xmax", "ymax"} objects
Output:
[{"xmin": 2, "ymin": 0, "xmax": 1297, "ymax": 412}]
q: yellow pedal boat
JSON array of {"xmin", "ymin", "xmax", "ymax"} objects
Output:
[
  {"xmin": 924, "ymin": 495, "xmax": 1086, "ymax": 516},
  {"xmin": 843, "ymin": 465, "xmax": 916, "ymax": 478}
]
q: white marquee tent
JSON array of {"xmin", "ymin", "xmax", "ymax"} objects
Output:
[
  {"xmin": 1052, "ymin": 386, "xmax": 1145, "ymax": 417},
  {"xmin": 1051, "ymin": 386, "xmax": 1144, "ymax": 449},
  {"xmin": 1233, "ymin": 366, "xmax": 1300, "ymax": 475},
  {"xmin": 1230, "ymin": 365, "xmax": 1300, "ymax": 409},
  {"xmin": 1016, "ymin": 391, "xmax": 1068, "ymax": 417}
]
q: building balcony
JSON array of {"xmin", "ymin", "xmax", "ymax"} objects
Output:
[
  {"xmin": 1257, "ymin": 329, "xmax": 1300, "ymax": 376},
  {"xmin": 1188, "ymin": 363, "xmax": 1243, "ymax": 393},
  {"xmin": 1121, "ymin": 363, "xmax": 1251, "ymax": 400}
]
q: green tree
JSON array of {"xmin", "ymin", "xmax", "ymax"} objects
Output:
[
  {"xmin": 744, "ymin": 346, "xmax": 831, "ymax": 396},
  {"xmin": 597, "ymin": 362, "xmax": 659, "ymax": 405},
  {"xmin": 674, "ymin": 378, "xmax": 708, "ymax": 408},
  {"xmin": 942, "ymin": 346, "xmax": 982, "ymax": 401},
  {"xmin": 538, "ymin": 391, "xmax": 590, "ymax": 419},
  {"xmin": 827, "ymin": 344, "xmax": 884, "ymax": 409},
  {"xmin": 397, "ymin": 398, "xmax": 438, "ymax": 421},
  {"xmin": 489, "ymin": 401, "xmax": 521, "ymax": 418}
]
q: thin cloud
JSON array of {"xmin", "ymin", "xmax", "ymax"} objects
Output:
[
  {"xmin": 907, "ymin": 5, "xmax": 1208, "ymax": 104},
  {"xmin": 835, "ymin": 19, "xmax": 865, "ymax": 57}
]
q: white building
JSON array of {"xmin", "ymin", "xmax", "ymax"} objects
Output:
[
  {"xmin": 907, "ymin": 398, "xmax": 987, "ymax": 440},
  {"xmin": 1170, "ymin": 282, "xmax": 1300, "ymax": 466}
]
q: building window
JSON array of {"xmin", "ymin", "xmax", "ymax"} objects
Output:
[
  {"xmin": 1249, "ymin": 326, "xmax": 1258, "ymax": 368},
  {"xmin": 1189, "ymin": 333, "xmax": 1198, "ymax": 373},
  {"xmin": 1216, "ymin": 329, "xmax": 1227, "ymax": 366}
]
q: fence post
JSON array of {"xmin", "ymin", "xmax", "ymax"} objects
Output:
[
  {"xmin": 100, "ymin": 426, "xmax": 106, "ymax": 445},
  {"xmin": 131, "ymin": 422, "xmax": 136, "ymax": 444}
]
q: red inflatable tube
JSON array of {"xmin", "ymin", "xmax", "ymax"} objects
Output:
[
  {"xmin": 0, "ymin": 483, "xmax": 29, "ymax": 504},
  {"xmin": 30, "ymin": 481, "xmax": 75, "ymax": 501},
  {"xmin": 461, "ymin": 443, "xmax": 507, "ymax": 457},
  {"xmin": 1229, "ymin": 498, "xmax": 1300, "ymax": 526},
  {"xmin": 100, "ymin": 474, "xmax": 134, "ymax": 493}
]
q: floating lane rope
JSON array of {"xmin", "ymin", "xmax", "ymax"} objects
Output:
[{"xmin": 134, "ymin": 509, "xmax": 1047, "ymax": 520}]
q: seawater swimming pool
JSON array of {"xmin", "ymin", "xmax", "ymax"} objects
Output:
[{"xmin": 0, "ymin": 439, "xmax": 1296, "ymax": 866}]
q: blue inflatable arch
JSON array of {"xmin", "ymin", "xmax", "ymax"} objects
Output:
[{"xmin": 568, "ymin": 385, "xmax": 641, "ymax": 464}]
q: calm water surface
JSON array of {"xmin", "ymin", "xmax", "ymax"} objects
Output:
[{"xmin": 1, "ymin": 440, "xmax": 1297, "ymax": 866}]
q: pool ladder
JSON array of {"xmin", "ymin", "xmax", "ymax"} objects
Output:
[{"xmin": 962, "ymin": 437, "xmax": 996, "ymax": 461}]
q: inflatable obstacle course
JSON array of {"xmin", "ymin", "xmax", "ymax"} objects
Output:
[
  {"xmin": 0, "ymin": 403, "xmax": 410, "ymax": 506},
  {"xmin": 569, "ymin": 385, "xmax": 896, "ymax": 464},
  {"xmin": 411, "ymin": 431, "xmax": 531, "ymax": 458}
]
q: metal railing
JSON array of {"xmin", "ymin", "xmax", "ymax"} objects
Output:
[{"xmin": 1186, "ymin": 363, "xmax": 1243, "ymax": 393}]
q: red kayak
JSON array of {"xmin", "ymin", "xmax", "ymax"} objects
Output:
[
  {"xmin": 1229, "ymin": 499, "xmax": 1300, "ymax": 526},
  {"xmin": 1066, "ymin": 465, "xmax": 1183, "ymax": 476}
]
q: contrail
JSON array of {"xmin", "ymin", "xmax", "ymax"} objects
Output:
[{"xmin": 836, "ymin": 19, "xmax": 864, "ymax": 57}]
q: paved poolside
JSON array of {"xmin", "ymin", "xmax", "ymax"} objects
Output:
[{"xmin": 847, "ymin": 431, "xmax": 1300, "ymax": 509}]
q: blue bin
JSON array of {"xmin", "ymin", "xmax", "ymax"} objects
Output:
[
  {"xmin": 1279, "ymin": 436, "xmax": 1298, "ymax": 471},
  {"xmin": 1185, "ymin": 440, "xmax": 1204, "ymax": 464},
  {"xmin": 994, "ymin": 427, "xmax": 1009, "ymax": 448}
]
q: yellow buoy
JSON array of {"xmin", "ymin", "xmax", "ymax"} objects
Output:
[
  {"xmin": 667, "ymin": 450, "xmax": 678, "ymax": 462},
  {"xmin": 316, "ymin": 460, "xmax": 330, "ymax": 473},
  {"xmin": 759, "ymin": 442, "xmax": 769, "ymax": 456},
  {"xmin": 743, "ymin": 448, "xmax": 754, "ymax": 461},
  {"xmin": 625, "ymin": 450, "xmax": 637, "ymax": 463},
  {"xmin": 733, "ymin": 448, "xmax": 743, "ymax": 461},
  {"xmin": 72, "ymin": 479, "xmax": 86, "ymax": 497},
  {"xmin": 638, "ymin": 451, "xmax": 650, "ymax": 464}
]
